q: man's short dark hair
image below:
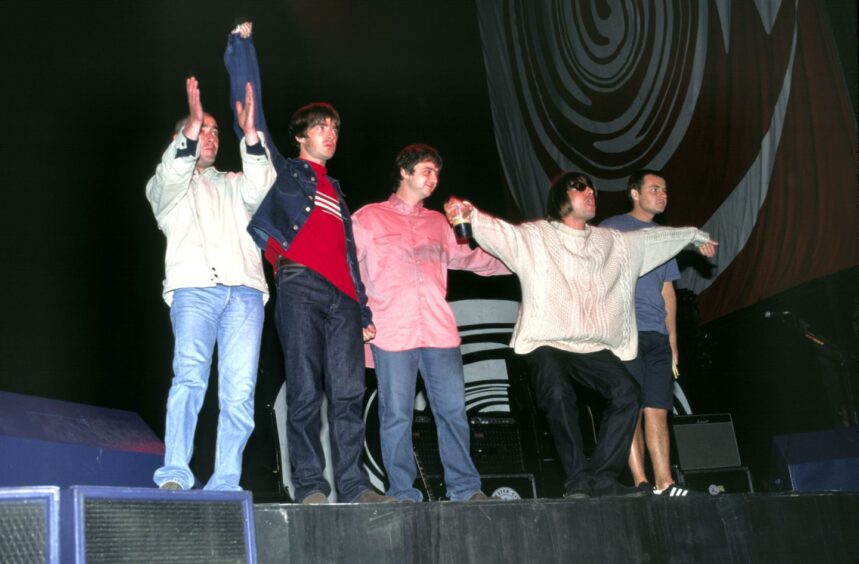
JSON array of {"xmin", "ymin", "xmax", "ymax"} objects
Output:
[
  {"xmin": 174, "ymin": 112, "xmax": 216, "ymax": 136},
  {"xmin": 546, "ymin": 171, "xmax": 594, "ymax": 222},
  {"xmin": 389, "ymin": 143, "xmax": 443, "ymax": 191},
  {"xmin": 626, "ymin": 169, "xmax": 664, "ymax": 205},
  {"xmin": 289, "ymin": 102, "xmax": 340, "ymax": 148}
]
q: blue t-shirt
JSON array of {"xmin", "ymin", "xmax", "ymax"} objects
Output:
[{"xmin": 599, "ymin": 214, "xmax": 680, "ymax": 334}]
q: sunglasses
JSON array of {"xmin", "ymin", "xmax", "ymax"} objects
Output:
[{"xmin": 568, "ymin": 180, "xmax": 597, "ymax": 196}]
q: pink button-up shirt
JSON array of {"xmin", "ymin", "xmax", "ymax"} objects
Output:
[{"xmin": 353, "ymin": 194, "xmax": 510, "ymax": 358}]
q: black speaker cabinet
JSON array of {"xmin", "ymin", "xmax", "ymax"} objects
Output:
[
  {"xmin": 412, "ymin": 414, "xmax": 525, "ymax": 476},
  {"xmin": 61, "ymin": 486, "xmax": 257, "ymax": 563},
  {"xmin": 0, "ymin": 486, "xmax": 60, "ymax": 564},
  {"xmin": 671, "ymin": 413, "xmax": 742, "ymax": 470}
]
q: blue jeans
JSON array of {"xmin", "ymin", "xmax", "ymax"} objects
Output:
[
  {"xmin": 371, "ymin": 346, "xmax": 481, "ymax": 501},
  {"xmin": 275, "ymin": 265, "xmax": 371, "ymax": 503},
  {"xmin": 154, "ymin": 285, "xmax": 263, "ymax": 490}
]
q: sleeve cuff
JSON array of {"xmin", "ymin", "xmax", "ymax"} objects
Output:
[
  {"xmin": 245, "ymin": 141, "xmax": 265, "ymax": 156},
  {"xmin": 176, "ymin": 136, "xmax": 198, "ymax": 158}
]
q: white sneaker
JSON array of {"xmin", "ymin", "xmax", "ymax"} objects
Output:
[{"xmin": 654, "ymin": 484, "xmax": 690, "ymax": 497}]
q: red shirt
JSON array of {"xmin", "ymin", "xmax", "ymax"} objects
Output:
[{"xmin": 264, "ymin": 160, "xmax": 358, "ymax": 302}]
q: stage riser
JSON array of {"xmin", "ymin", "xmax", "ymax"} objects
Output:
[
  {"xmin": 253, "ymin": 494, "xmax": 859, "ymax": 564},
  {"xmin": 0, "ymin": 392, "xmax": 164, "ymax": 489}
]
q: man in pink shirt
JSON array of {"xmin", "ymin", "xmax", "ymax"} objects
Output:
[{"xmin": 352, "ymin": 144, "xmax": 511, "ymax": 502}]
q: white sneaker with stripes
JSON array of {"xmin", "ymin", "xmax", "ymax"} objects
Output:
[{"xmin": 654, "ymin": 484, "xmax": 690, "ymax": 497}]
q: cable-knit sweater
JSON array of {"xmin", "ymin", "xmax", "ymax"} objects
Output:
[{"xmin": 471, "ymin": 210, "xmax": 710, "ymax": 361}]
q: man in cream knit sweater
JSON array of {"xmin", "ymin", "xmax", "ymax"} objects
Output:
[{"xmin": 445, "ymin": 172, "xmax": 716, "ymax": 498}]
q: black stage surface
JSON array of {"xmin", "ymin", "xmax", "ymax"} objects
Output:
[{"xmin": 253, "ymin": 493, "xmax": 859, "ymax": 564}]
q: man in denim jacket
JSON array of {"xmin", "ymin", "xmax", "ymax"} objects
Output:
[{"xmin": 225, "ymin": 22, "xmax": 390, "ymax": 504}]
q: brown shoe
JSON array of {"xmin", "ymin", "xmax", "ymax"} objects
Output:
[
  {"xmin": 356, "ymin": 490, "xmax": 396, "ymax": 503},
  {"xmin": 159, "ymin": 481, "xmax": 182, "ymax": 491},
  {"xmin": 300, "ymin": 492, "xmax": 329, "ymax": 505},
  {"xmin": 467, "ymin": 491, "xmax": 500, "ymax": 502}
]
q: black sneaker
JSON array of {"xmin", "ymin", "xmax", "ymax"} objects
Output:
[
  {"xmin": 563, "ymin": 478, "xmax": 592, "ymax": 500},
  {"xmin": 590, "ymin": 478, "xmax": 649, "ymax": 498},
  {"xmin": 635, "ymin": 481, "xmax": 655, "ymax": 495}
]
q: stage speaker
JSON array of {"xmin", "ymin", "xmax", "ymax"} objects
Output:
[
  {"xmin": 0, "ymin": 392, "xmax": 164, "ymax": 488},
  {"xmin": 412, "ymin": 415, "xmax": 525, "ymax": 477},
  {"xmin": 671, "ymin": 413, "xmax": 742, "ymax": 470},
  {"xmin": 61, "ymin": 486, "xmax": 256, "ymax": 563},
  {"xmin": 677, "ymin": 467, "xmax": 754, "ymax": 495},
  {"xmin": 769, "ymin": 426, "xmax": 859, "ymax": 492},
  {"xmin": 0, "ymin": 486, "xmax": 60, "ymax": 564}
]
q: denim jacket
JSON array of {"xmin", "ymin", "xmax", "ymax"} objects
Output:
[{"xmin": 225, "ymin": 32, "xmax": 372, "ymax": 327}]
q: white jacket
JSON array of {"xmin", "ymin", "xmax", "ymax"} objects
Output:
[{"xmin": 145, "ymin": 132, "xmax": 276, "ymax": 304}]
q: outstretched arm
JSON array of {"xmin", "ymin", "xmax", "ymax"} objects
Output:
[
  {"xmin": 224, "ymin": 22, "xmax": 285, "ymax": 168},
  {"xmin": 636, "ymin": 227, "xmax": 717, "ymax": 276}
]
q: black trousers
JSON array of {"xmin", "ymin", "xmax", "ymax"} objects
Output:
[{"xmin": 524, "ymin": 347, "xmax": 641, "ymax": 488}]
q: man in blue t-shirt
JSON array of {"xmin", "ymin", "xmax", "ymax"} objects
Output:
[{"xmin": 601, "ymin": 170, "xmax": 689, "ymax": 497}]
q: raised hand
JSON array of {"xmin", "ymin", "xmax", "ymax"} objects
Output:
[
  {"xmin": 183, "ymin": 76, "xmax": 204, "ymax": 140},
  {"xmin": 233, "ymin": 21, "xmax": 253, "ymax": 38},
  {"xmin": 235, "ymin": 82, "xmax": 259, "ymax": 145}
]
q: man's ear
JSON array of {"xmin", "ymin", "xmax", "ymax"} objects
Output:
[
  {"xmin": 400, "ymin": 167, "xmax": 410, "ymax": 180},
  {"xmin": 630, "ymin": 189, "xmax": 640, "ymax": 202}
]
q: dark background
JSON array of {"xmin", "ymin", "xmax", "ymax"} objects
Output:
[
  {"xmin": 0, "ymin": 0, "xmax": 856, "ymax": 492},
  {"xmin": 0, "ymin": 0, "xmax": 519, "ymax": 423}
]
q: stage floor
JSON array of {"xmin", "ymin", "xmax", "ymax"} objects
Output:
[{"xmin": 253, "ymin": 492, "xmax": 859, "ymax": 564}]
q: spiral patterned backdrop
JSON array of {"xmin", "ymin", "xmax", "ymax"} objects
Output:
[
  {"xmin": 477, "ymin": 0, "xmax": 857, "ymax": 322},
  {"xmin": 508, "ymin": 1, "xmax": 704, "ymax": 190}
]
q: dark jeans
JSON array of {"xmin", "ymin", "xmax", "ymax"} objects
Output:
[
  {"xmin": 524, "ymin": 347, "xmax": 640, "ymax": 489},
  {"xmin": 275, "ymin": 264, "xmax": 371, "ymax": 502}
]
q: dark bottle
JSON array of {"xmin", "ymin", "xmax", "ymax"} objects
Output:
[
  {"xmin": 454, "ymin": 221, "xmax": 474, "ymax": 246},
  {"xmin": 449, "ymin": 201, "xmax": 477, "ymax": 249}
]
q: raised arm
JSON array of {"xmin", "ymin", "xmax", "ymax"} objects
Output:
[
  {"xmin": 224, "ymin": 22, "xmax": 286, "ymax": 168},
  {"xmin": 235, "ymin": 81, "xmax": 259, "ymax": 146},
  {"xmin": 182, "ymin": 76, "xmax": 205, "ymax": 141},
  {"xmin": 146, "ymin": 78, "xmax": 206, "ymax": 225}
]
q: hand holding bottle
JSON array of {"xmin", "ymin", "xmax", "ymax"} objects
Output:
[{"xmin": 444, "ymin": 197, "xmax": 476, "ymax": 247}]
